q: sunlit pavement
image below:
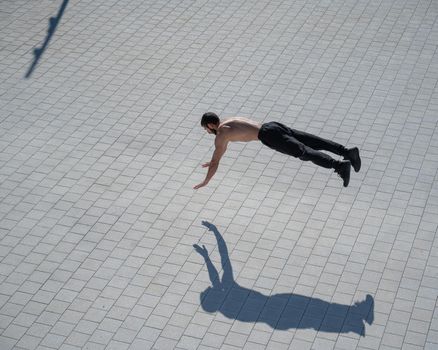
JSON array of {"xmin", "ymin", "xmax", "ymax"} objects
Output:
[{"xmin": 1, "ymin": 0, "xmax": 437, "ymax": 349}]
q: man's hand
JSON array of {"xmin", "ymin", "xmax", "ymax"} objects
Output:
[
  {"xmin": 193, "ymin": 180, "xmax": 208, "ymax": 190},
  {"xmin": 202, "ymin": 162, "xmax": 210, "ymax": 168}
]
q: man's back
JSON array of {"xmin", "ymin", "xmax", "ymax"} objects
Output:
[{"xmin": 217, "ymin": 117, "xmax": 261, "ymax": 143}]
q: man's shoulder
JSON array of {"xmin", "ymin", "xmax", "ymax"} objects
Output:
[{"xmin": 214, "ymin": 129, "xmax": 230, "ymax": 145}]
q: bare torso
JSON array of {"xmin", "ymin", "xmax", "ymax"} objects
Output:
[
  {"xmin": 194, "ymin": 116, "xmax": 262, "ymax": 189},
  {"xmin": 216, "ymin": 117, "xmax": 261, "ymax": 143}
]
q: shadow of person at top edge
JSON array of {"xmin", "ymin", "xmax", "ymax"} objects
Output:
[
  {"xmin": 193, "ymin": 221, "xmax": 374, "ymax": 336},
  {"xmin": 25, "ymin": 0, "xmax": 70, "ymax": 78}
]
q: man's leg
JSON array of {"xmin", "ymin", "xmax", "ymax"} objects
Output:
[
  {"xmin": 290, "ymin": 129, "xmax": 361, "ymax": 172},
  {"xmin": 289, "ymin": 129, "xmax": 346, "ymax": 155},
  {"xmin": 277, "ymin": 134, "xmax": 351, "ymax": 187},
  {"xmin": 259, "ymin": 122, "xmax": 351, "ymax": 186}
]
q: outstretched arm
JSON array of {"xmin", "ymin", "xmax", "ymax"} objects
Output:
[{"xmin": 194, "ymin": 138, "xmax": 228, "ymax": 189}]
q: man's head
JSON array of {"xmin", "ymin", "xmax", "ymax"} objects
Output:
[{"xmin": 201, "ymin": 112, "xmax": 220, "ymax": 135}]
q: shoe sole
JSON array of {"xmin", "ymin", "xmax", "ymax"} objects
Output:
[{"xmin": 349, "ymin": 148, "xmax": 361, "ymax": 173}]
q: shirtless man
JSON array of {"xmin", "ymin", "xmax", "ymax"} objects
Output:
[{"xmin": 193, "ymin": 112, "xmax": 361, "ymax": 189}]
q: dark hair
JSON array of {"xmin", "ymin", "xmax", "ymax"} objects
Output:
[{"xmin": 201, "ymin": 112, "xmax": 220, "ymax": 127}]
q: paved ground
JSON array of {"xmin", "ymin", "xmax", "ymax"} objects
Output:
[{"xmin": 1, "ymin": 0, "xmax": 438, "ymax": 349}]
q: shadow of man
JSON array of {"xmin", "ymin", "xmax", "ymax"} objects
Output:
[
  {"xmin": 194, "ymin": 221, "xmax": 374, "ymax": 336},
  {"xmin": 25, "ymin": 0, "xmax": 69, "ymax": 78}
]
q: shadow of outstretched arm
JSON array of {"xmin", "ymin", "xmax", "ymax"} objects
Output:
[
  {"xmin": 202, "ymin": 221, "xmax": 234, "ymax": 287},
  {"xmin": 193, "ymin": 243, "xmax": 221, "ymax": 289}
]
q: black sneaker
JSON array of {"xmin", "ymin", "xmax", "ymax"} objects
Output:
[
  {"xmin": 335, "ymin": 160, "xmax": 351, "ymax": 187},
  {"xmin": 344, "ymin": 147, "xmax": 361, "ymax": 172}
]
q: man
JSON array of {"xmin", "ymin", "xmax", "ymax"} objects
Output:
[{"xmin": 193, "ymin": 112, "xmax": 361, "ymax": 189}]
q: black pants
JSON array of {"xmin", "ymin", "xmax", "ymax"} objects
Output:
[{"xmin": 258, "ymin": 122, "xmax": 346, "ymax": 169}]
